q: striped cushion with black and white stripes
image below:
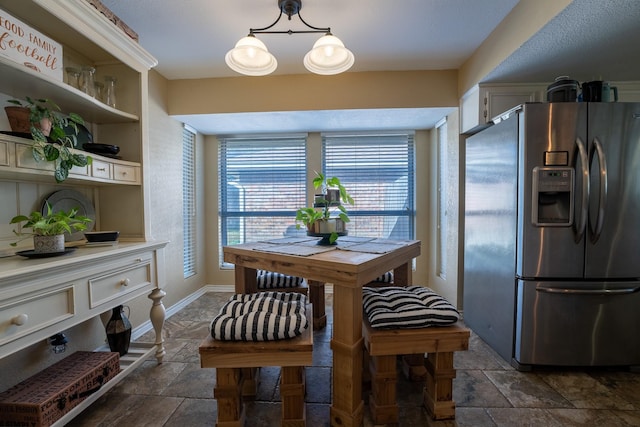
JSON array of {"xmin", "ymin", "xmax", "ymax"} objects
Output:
[
  {"xmin": 210, "ymin": 292, "xmax": 309, "ymax": 341},
  {"xmin": 363, "ymin": 286, "xmax": 460, "ymax": 329},
  {"xmin": 256, "ymin": 270, "xmax": 305, "ymax": 289},
  {"xmin": 372, "ymin": 271, "xmax": 394, "ymax": 283}
]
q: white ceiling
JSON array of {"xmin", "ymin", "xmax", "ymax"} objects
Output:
[{"xmin": 100, "ymin": 0, "xmax": 640, "ymax": 134}]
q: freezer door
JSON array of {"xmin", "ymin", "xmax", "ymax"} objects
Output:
[
  {"xmin": 463, "ymin": 113, "xmax": 519, "ymax": 363},
  {"xmin": 515, "ymin": 279, "xmax": 640, "ymax": 366},
  {"xmin": 585, "ymin": 103, "xmax": 640, "ymax": 278},
  {"xmin": 517, "ymin": 103, "xmax": 587, "ymax": 278}
]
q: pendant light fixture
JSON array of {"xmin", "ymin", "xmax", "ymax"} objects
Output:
[{"xmin": 225, "ymin": 0, "xmax": 354, "ymax": 76}]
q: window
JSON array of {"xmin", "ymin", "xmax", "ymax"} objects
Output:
[
  {"xmin": 436, "ymin": 119, "xmax": 447, "ymax": 278},
  {"xmin": 182, "ymin": 125, "xmax": 197, "ymax": 278},
  {"xmin": 218, "ymin": 135, "xmax": 307, "ymax": 265},
  {"xmin": 322, "ymin": 132, "xmax": 415, "ymax": 240}
]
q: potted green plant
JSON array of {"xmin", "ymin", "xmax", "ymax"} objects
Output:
[
  {"xmin": 10, "ymin": 202, "xmax": 91, "ymax": 253},
  {"xmin": 5, "ymin": 97, "xmax": 91, "ymax": 183},
  {"xmin": 296, "ymin": 172, "xmax": 354, "ymax": 244}
]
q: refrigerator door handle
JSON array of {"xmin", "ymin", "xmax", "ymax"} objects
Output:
[
  {"xmin": 574, "ymin": 137, "xmax": 589, "ymax": 243},
  {"xmin": 537, "ymin": 286, "xmax": 640, "ymax": 295},
  {"xmin": 589, "ymin": 137, "xmax": 608, "ymax": 243}
]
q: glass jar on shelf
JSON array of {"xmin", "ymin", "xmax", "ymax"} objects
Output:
[
  {"xmin": 104, "ymin": 76, "xmax": 117, "ymax": 108},
  {"xmin": 80, "ymin": 66, "xmax": 96, "ymax": 97},
  {"xmin": 94, "ymin": 81, "xmax": 104, "ymax": 103},
  {"xmin": 65, "ymin": 67, "xmax": 80, "ymax": 90}
]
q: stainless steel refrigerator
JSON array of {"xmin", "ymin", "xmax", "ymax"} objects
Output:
[{"xmin": 463, "ymin": 102, "xmax": 640, "ymax": 369}]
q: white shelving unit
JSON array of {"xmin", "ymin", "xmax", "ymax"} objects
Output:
[{"xmin": 0, "ymin": 1, "xmax": 167, "ymax": 424}]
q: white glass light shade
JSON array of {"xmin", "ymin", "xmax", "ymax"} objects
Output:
[
  {"xmin": 225, "ymin": 36, "xmax": 277, "ymax": 76},
  {"xmin": 303, "ymin": 34, "xmax": 354, "ymax": 75}
]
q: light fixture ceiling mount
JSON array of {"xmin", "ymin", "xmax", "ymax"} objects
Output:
[{"xmin": 225, "ymin": 0, "xmax": 354, "ymax": 76}]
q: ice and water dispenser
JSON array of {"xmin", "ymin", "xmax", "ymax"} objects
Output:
[{"xmin": 532, "ymin": 166, "xmax": 574, "ymax": 226}]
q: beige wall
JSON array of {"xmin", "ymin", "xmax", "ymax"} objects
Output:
[
  {"xmin": 102, "ymin": 68, "xmax": 208, "ymax": 331},
  {"xmin": 168, "ymin": 70, "xmax": 459, "ymax": 115},
  {"xmin": 142, "ymin": 70, "xmax": 207, "ymax": 308}
]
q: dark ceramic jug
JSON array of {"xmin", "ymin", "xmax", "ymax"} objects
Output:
[{"xmin": 106, "ymin": 305, "xmax": 132, "ymax": 356}]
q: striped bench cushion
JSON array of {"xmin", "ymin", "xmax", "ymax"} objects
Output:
[
  {"xmin": 372, "ymin": 271, "xmax": 394, "ymax": 283},
  {"xmin": 256, "ymin": 270, "xmax": 305, "ymax": 289},
  {"xmin": 363, "ymin": 286, "xmax": 460, "ymax": 329},
  {"xmin": 210, "ymin": 292, "xmax": 309, "ymax": 341}
]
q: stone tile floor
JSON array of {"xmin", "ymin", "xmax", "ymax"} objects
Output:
[{"xmin": 69, "ymin": 291, "xmax": 640, "ymax": 426}]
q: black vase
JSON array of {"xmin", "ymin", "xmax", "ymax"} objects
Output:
[{"xmin": 106, "ymin": 305, "xmax": 132, "ymax": 356}]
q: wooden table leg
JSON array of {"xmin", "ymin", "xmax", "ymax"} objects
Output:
[
  {"xmin": 308, "ymin": 280, "xmax": 326, "ymax": 330},
  {"xmin": 235, "ymin": 266, "xmax": 257, "ymax": 294},
  {"xmin": 330, "ymin": 284, "xmax": 364, "ymax": 427},
  {"xmin": 393, "ymin": 262, "xmax": 412, "ymax": 286}
]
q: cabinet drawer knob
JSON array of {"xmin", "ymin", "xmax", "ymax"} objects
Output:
[
  {"xmin": 11, "ymin": 313, "xmax": 28, "ymax": 326},
  {"xmin": 120, "ymin": 278, "xmax": 130, "ymax": 287},
  {"xmin": 97, "ymin": 167, "xmax": 106, "ymax": 171}
]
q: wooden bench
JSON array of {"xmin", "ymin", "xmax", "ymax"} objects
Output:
[
  {"xmin": 362, "ymin": 319, "xmax": 470, "ymax": 423},
  {"xmin": 199, "ymin": 305, "xmax": 314, "ymax": 427}
]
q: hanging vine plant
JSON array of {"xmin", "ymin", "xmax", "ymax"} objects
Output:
[{"xmin": 5, "ymin": 97, "xmax": 91, "ymax": 182}]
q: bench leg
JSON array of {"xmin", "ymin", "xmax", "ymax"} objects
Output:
[
  {"xmin": 214, "ymin": 367, "xmax": 245, "ymax": 427},
  {"xmin": 423, "ymin": 351, "xmax": 457, "ymax": 420},
  {"xmin": 280, "ymin": 366, "xmax": 306, "ymax": 427},
  {"xmin": 368, "ymin": 354, "xmax": 399, "ymax": 424},
  {"xmin": 241, "ymin": 367, "xmax": 259, "ymax": 400},
  {"xmin": 307, "ymin": 280, "xmax": 326, "ymax": 330}
]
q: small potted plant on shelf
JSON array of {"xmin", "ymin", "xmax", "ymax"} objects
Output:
[
  {"xmin": 296, "ymin": 172, "xmax": 354, "ymax": 244},
  {"xmin": 10, "ymin": 202, "xmax": 91, "ymax": 254},
  {"xmin": 5, "ymin": 97, "xmax": 91, "ymax": 183}
]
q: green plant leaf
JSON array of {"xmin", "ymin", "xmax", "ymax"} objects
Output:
[
  {"xmin": 312, "ymin": 172, "xmax": 324, "ymax": 189},
  {"xmin": 70, "ymin": 153, "xmax": 89, "ymax": 167},
  {"xmin": 9, "ymin": 215, "xmax": 30, "ymax": 224},
  {"xmin": 338, "ymin": 212, "xmax": 350, "ymax": 223},
  {"xmin": 68, "ymin": 112, "xmax": 84, "ymax": 125},
  {"xmin": 49, "ymin": 126, "xmax": 65, "ymax": 142},
  {"xmin": 54, "ymin": 166, "xmax": 69, "ymax": 183},
  {"xmin": 43, "ymin": 144, "xmax": 59, "ymax": 161}
]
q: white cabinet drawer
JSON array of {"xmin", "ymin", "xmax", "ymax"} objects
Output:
[
  {"xmin": 70, "ymin": 164, "xmax": 89, "ymax": 177},
  {"xmin": 15, "ymin": 144, "xmax": 54, "ymax": 171},
  {"xmin": 0, "ymin": 140, "xmax": 9, "ymax": 166},
  {"xmin": 88, "ymin": 258, "xmax": 152, "ymax": 308},
  {"xmin": 91, "ymin": 159, "xmax": 112, "ymax": 179},
  {"xmin": 113, "ymin": 164, "xmax": 138, "ymax": 183},
  {"xmin": 0, "ymin": 286, "xmax": 75, "ymax": 346}
]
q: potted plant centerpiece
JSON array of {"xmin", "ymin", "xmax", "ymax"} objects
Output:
[
  {"xmin": 10, "ymin": 202, "xmax": 91, "ymax": 254},
  {"xmin": 296, "ymin": 172, "xmax": 354, "ymax": 244},
  {"xmin": 5, "ymin": 97, "xmax": 91, "ymax": 182}
]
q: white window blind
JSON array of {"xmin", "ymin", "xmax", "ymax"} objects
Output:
[
  {"xmin": 322, "ymin": 132, "xmax": 415, "ymax": 240},
  {"xmin": 182, "ymin": 126, "xmax": 197, "ymax": 278},
  {"xmin": 219, "ymin": 135, "xmax": 307, "ymax": 265}
]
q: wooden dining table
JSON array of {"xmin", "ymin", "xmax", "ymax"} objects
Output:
[{"xmin": 223, "ymin": 236, "xmax": 421, "ymax": 427}]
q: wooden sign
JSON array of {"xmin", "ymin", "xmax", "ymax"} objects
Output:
[{"xmin": 0, "ymin": 7, "xmax": 63, "ymax": 81}]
